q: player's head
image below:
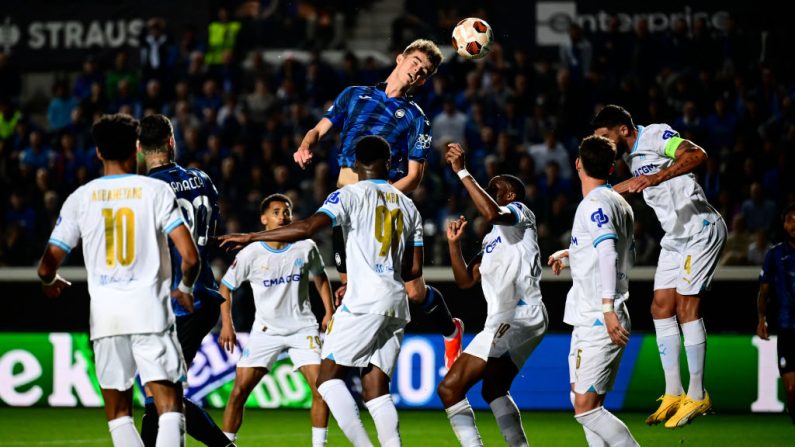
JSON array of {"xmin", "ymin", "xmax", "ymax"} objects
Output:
[
  {"xmin": 487, "ymin": 174, "xmax": 525, "ymax": 206},
  {"xmin": 259, "ymin": 193, "xmax": 293, "ymax": 230},
  {"xmin": 354, "ymin": 135, "xmax": 391, "ymax": 178},
  {"xmin": 782, "ymin": 203, "xmax": 795, "ymax": 241},
  {"xmin": 577, "ymin": 135, "xmax": 616, "ymax": 181},
  {"xmin": 394, "ymin": 39, "xmax": 444, "ymax": 88},
  {"xmin": 139, "ymin": 114, "xmax": 175, "ymax": 162},
  {"xmin": 592, "ymin": 104, "xmax": 635, "ymax": 156},
  {"xmin": 92, "ymin": 113, "xmax": 140, "ymax": 163}
]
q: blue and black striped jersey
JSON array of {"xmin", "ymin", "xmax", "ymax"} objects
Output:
[
  {"xmin": 324, "ymin": 83, "xmax": 432, "ymax": 182},
  {"xmin": 149, "ymin": 163, "xmax": 223, "ymax": 316}
]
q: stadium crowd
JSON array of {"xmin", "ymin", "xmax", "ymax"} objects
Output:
[{"xmin": 1, "ymin": 4, "xmax": 794, "ymax": 270}]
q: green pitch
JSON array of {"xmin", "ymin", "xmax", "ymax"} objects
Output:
[{"xmin": 0, "ymin": 408, "xmax": 792, "ymax": 446}]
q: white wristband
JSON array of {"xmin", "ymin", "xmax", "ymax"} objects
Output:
[
  {"xmin": 550, "ymin": 250, "xmax": 570, "ymax": 267},
  {"xmin": 602, "ymin": 302, "xmax": 615, "ymax": 313},
  {"xmin": 177, "ymin": 281, "xmax": 193, "ymax": 294},
  {"xmin": 42, "ymin": 273, "xmax": 70, "ymax": 286},
  {"xmin": 456, "ymin": 169, "xmax": 472, "ymax": 180}
]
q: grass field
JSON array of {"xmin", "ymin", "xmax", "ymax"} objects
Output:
[{"xmin": 0, "ymin": 408, "xmax": 793, "ymax": 446}]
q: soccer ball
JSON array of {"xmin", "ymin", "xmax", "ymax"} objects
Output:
[{"xmin": 451, "ymin": 18, "xmax": 494, "ymax": 59}]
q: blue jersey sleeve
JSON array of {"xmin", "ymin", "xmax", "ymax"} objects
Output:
[
  {"xmin": 760, "ymin": 247, "xmax": 776, "ymax": 284},
  {"xmin": 407, "ymin": 115, "xmax": 432, "ymax": 161},
  {"xmin": 323, "ymin": 87, "xmax": 355, "ymax": 128}
]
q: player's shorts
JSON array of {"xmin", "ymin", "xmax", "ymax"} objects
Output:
[
  {"xmin": 568, "ymin": 312, "xmax": 630, "ymax": 395},
  {"xmin": 778, "ymin": 329, "xmax": 795, "ymax": 375},
  {"xmin": 93, "ymin": 325, "xmax": 186, "ymax": 391},
  {"xmin": 321, "ymin": 309, "xmax": 406, "ymax": 378},
  {"xmin": 654, "ymin": 218, "xmax": 727, "ymax": 295},
  {"xmin": 238, "ymin": 326, "xmax": 321, "ymax": 371},
  {"xmin": 176, "ymin": 300, "xmax": 221, "ymax": 365},
  {"xmin": 464, "ymin": 304, "xmax": 548, "ymax": 369}
]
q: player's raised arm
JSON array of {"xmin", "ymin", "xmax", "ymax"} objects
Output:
[
  {"xmin": 618, "ymin": 139, "xmax": 707, "ymax": 194},
  {"xmin": 446, "ymin": 217, "xmax": 482, "ymax": 289},
  {"xmin": 391, "ymin": 160, "xmax": 425, "ymax": 193},
  {"xmin": 219, "ymin": 213, "xmax": 333, "ymax": 249},
  {"xmin": 294, "ymin": 117, "xmax": 334, "ymax": 169},
  {"xmin": 445, "ymin": 143, "xmax": 517, "ymax": 225}
]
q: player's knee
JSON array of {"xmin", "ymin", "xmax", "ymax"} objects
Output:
[
  {"xmin": 437, "ymin": 378, "xmax": 459, "ymax": 406},
  {"xmin": 480, "ymin": 381, "xmax": 508, "ymax": 404}
]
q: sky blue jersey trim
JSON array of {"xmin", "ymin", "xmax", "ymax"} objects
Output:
[
  {"xmin": 413, "ymin": 240, "xmax": 424, "ymax": 247},
  {"xmin": 506, "ymin": 204, "xmax": 521, "ymax": 225},
  {"xmin": 316, "ymin": 208, "xmax": 337, "ymax": 226},
  {"xmin": 260, "ymin": 242, "xmax": 292, "ymax": 253},
  {"xmin": 100, "ymin": 174, "xmax": 136, "ymax": 179},
  {"xmin": 592, "ymin": 233, "xmax": 618, "ymax": 247},
  {"xmin": 221, "ymin": 278, "xmax": 237, "ymax": 291},
  {"xmin": 164, "ymin": 219, "xmax": 185, "ymax": 234},
  {"xmin": 630, "ymin": 125, "xmax": 645, "ymax": 154},
  {"xmin": 364, "ymin": 179, "xmax": 388, "ymax": 184},
  {"xmin": 48, "ymin": 238, "xmax": 73, "ymax": 254}
]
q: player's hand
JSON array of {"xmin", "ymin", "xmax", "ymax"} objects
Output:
[
  {"xmin": 321, "ymin": 312, "xmax": 332, "ymax": 332},
  {"xmin": 334, "ymin": 283, "xmax": 347, "ymax": 307},
  {"xmin": 294, "ymin": 145, "xmax": 314, "ymax": 169},
  {"xmin": 445, "ymin": 143, "xmax": 467, "ymax": 173},
  {"xmin": 612, "ymin": 180, "xmax": 631, "ymax": 194},
  {"xmin": 604, "ymin": 312, "xmax": 629, "ymax": 347},
  {"xmin": 547, "ymin": 250, "xmax": 569, "ymax": 275},
  {"xmin": 171, "ymin": 289, "xmax": 195, "ymax": 314},
  {"xmin": 446, "ymin": 216, "xmax": 468, "ymax": 243},
  {"xmin": 218, "ymin": 233, "xmax": 253, "ymax": 251},
  {"xmin": 757, "ymin": 319, "xmax": 769, "ymax": 340},
  {"xmin": 219, "ymin": 323, "xmax": 237, "ymax": 353},
  {"xmin": 41, "ymin": 274, "xmax": 71, "ymax": 299},
  {"xmin": 625, "ymin": 174, "xmax": 661, "ymax": 193}
]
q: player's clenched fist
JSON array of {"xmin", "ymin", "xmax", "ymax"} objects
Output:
[
  {"xmin": 445, "ymin": 143, "xmax": 467, "ymax": 172},
  {"xmin": 446, "ymin": 216, "xmax": 468, "ymax": 243}
]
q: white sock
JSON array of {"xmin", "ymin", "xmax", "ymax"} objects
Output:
[
  {"xmin": 569, "ymin": 392, "xmax": 606, "ymax": 447},
  {"xmin": 489, "ymin": 395, "xmax": 527, "ymax": 447},
  {"xmin": 575, "ymin": 407, "xmax": 638, "ymax": 447},
  {"xmin": 317, "ymin": 379, "xmax": 373, "ymax": 447},
  {"xmin": 312, "ymin": 426, "xmax": 328, "ymax": 447},
  {"xmin": 445, "ymin": 399, "xmax": 484, "ymax": 447},
  {"xmin": 108, "ymin": 416, "xmax": 143, "ymax": 447},
  {"xmin": 224, "ymin": 432, "xmax": 237, "ymax": 442},
  {"xmin": 156, "ymin": 412, "xmax": 185, "ymax": 447},
  {"xmin": 365, "ymin": 394, "xmax": 401, "ymax": 447},
  {"xmin": 682, "ymin": 319, "xmax": 707, "ymax": 400},
  {"xmin": 653, "ymin": 316, "xmax": 684, "ymax": 396}
]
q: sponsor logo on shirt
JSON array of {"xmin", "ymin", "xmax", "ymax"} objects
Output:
[
  {"xmin": 416, "ymin": 134, "xmax": 432, "ymax": 150},
  {"xmin": 55, "ymin": 216, "xmax": 62, "ymax": 226},
  {"xmin": 590, "ymin": 208, "xmax": 609, "ymax": 228},
  {"xmin": 570, "ymin": 236, "xmax": 578, "ymax": 246},
  {"xmin": 294, "ymin": 258, "xmax": 305, "ymax": 268},
  {"xmin": 662, "ymin": 130, "xmax": 678, "ymax": 140},
  {"xmin": 484, "ymin": 236, "xmax": 502, "ymax": 254},
  {"xmin": 262, "ymin": 274, "xmax": 302, "ymax": 287},
  {"xmin": 324, "ymin": 191, "xmax": 341, "ymax": 204},
  {"xmin": 395, "ymin": 108, "xmax": 405, "ymax": 118},
  {"xmin": 633, "ymin": 164, "xmax": 658, "ymax": 176}
]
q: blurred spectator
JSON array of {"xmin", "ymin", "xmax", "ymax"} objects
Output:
[
  {"xmin": 206, "ymin": 7, "xmax": 241, "ymax": 66},
  {"xmin": 742, "ymin": 182, "xmax": 777, "ymax": 233},
  {"xmin": 140, "ymin": 17, "xmax": 176, "ymax": 84},
  {"xmin": 0, "ymin": 98, "xmax": 21, "ymax": 141},
  {"xmin": 747, "ymin": 230, "xmax": 772, "ymax": 265},
  {"xmin": 432, "ymin": 97, "xmax": 467, "ymax": 151},
  {"xmin": 559, "ymin": 23, "xmax": 592, "ymax": 84},
  {"xmin": 528, "ymin": 129, "xmax": 572, "ymax": 180},
  {"xmin": 47, "ymin": 80, "xmax": 78, "ymax": 132},
  {"xmin": 105, "ymin": 50, "xmax": 139, "ymax": 102},
  {"xmin": 72, "ymin": 56, "xmax": 104, "ymax": 100},
  {"xmin": 20, "ymin": 131, "xmax": 55, "ymax": 173},
  {"xmin": 721, "ymin": 214, "xmax": 752, "ymax": 265}
]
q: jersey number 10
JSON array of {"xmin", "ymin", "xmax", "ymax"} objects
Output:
[
  {"xmin": 374, "ymin": 205, "xmax": 404, "ymax": 257},
  {"xmin": 102, "ymin": 207, "xmax": 135, "ymax": 267}
]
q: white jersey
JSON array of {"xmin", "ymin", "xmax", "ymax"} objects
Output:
[
  {"xmin": 478, "ymin": 202, "xmax": 543, "ymax": 329},
  {"xmin": 564, "ymin": 186, "xmax": 634, "ymax": 327},
  {"xmin": 318, "ymin": 180, "xmax": 423, "ymax": 321},
  {"xmin": 48, "ymin": 174, "xmax": 186, "ymax": 340},
  {"xmin": 221, "ymin": 239, "xmax": 324, "ymax": 335},
  {"xmin": 624, "ymin": 123, "xmax": 721, "ymax": 238}
]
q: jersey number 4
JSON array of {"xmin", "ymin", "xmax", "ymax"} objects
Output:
[
  {"xmin": 102, "ymin": 207, "xmax": 135, "ymax": 266},
  {"xmin": 374, "ymin": 205, "xmax": 404, "ymax": 257}
]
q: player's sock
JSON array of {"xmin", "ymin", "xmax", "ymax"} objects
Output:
[
  {"xmin": 312, "ymin": 426, "xmax": 328, "ymax": 447},
  {"xmin": 421, "ymin": 286, "xmax": 456, "ymax": 337},
  {"xmin": 364, "ymin": 394, "xmax": 401, "ymax": 447},
  {"xmin": 223, "ymin": 432, "xmax": 237, "ymax": 442},
  {"xmin": 569, "ymin": 392, "xmax": 606, "ymax": 447},
  {"xmin": 156, "ymin": 412, "xmax": 185, "ymax": 447},
  {"xmin": 682, "ymin": 319, "xmax": 707, "ymax": 400},
  {"xmin": 141, "ymin": 398, "xmax": 158, "ymax": 447},
  {"xmin": 654, "ymin": 316, "xmax": 685, "ymax": 396},
  {"xmin": 445, "ymin": 399, "xmax": 484, "ymax": 447},
  {"xmin": 184, "ymin": 398, "xmax": 232, "ymax": 447},
  {"xmin": 489, "ymin": 395, "xmax": 528, "ymax": 447},
  {"xmin": 574, "ymin": 407, "xmax": 638, "ymax": 447},
  {"xmin": 317, "ymin": 379, "xmax": 373, "ymax": 447},
  {"xmin": 108, "ymin": 416, "xmax": 144, "ymax": 447}
]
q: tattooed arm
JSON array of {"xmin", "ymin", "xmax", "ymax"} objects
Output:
[{"xmin": 623, "ymin": 140, "xmax": 707, "ymax": 193}]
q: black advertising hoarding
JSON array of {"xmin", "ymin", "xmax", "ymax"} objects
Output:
[{"xmin": 0, "ymin": 0, "xmax": 208, "ymax": 71}]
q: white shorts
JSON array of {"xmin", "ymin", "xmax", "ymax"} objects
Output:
[
  {"xmin": 464, "ymin": 304, "xmax": 548, "ymax": 369},
  {"xmin": 654, "ymin": 218, "xmax": 727, "ymax": 295},
  {"xmin": 93, "ymin": 326, "xmax": 186, "ymax": 391},
  {"xmin": 321, "ymin": 309, "xmax": 406, "ymax": 378},
  {"xmin": 568, "ymin": 312, "xmax": 630, "ymax": 395},
  {"xmin": 238, "ymin": 327, "xmax": 321, "ymax": 371}
]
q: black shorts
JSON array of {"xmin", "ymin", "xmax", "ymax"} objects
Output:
[
  {"xmin": 778, "ymin": 329, "xmax": 795, "ymax": 374},
  {"xmin": 176, "ymin": 301, "xmax": 221, "ymax": 366}
]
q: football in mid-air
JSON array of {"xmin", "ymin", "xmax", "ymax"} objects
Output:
[{"xmin": 451, "ymin": 18, "xmax": 494, "ymax": 59}]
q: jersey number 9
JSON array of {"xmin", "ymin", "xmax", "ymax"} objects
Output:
[{"xmin": 374, "ymin": 206, "xmax": 404, "ymax": 257}]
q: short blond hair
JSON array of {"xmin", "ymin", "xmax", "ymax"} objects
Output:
[{"xmin": 403, "ymin": 39, "xmax": 444, "ymax": 76}]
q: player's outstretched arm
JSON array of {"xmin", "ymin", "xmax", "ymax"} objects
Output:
[
  {"xmin": 446, "ymin": 217, "xmax": 481, "ymax": 289},
  {"xmin": 446, "ymin": 143, "xmax": 517, "ymax": 225},
  {"xmin": 756, "ymin": 282, "xmax": 771, "ymax": 340},
  {"xmin": 620, "ymin": 140, "xmax": 707, "ymax": 193},
  {"xmin": 218, "ymin": 283, "xmax": 237, "ymax": 353},
  {"xmin": 391, "ymin": 160, "xmax": 425, "ymax": 193},
  {"xmin": 219, "ymin": 213, "xmax": 333, "ymax": 249},
  {"xmin": 294, "ymin": 118, "xmax": 333, "ymax": 169},
  {"xmin": 313, "ymin": 273, "xmax": 334, "ymax": 331},
  {"xmin": 37, "ymin": 244, "xmax": 72, "ymax": 298},
  {"xmin": 169, "ymin": 225, "xmax": 200, "ymax": 313}
]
